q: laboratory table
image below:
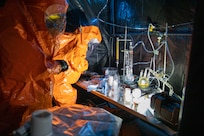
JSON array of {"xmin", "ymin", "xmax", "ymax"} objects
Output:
[{"xmin": 74, "ymin": 76, "xmax": 178, "ymax": 136}]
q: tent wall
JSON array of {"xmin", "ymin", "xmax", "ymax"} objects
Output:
[{"xmin": 66, "ymin": 0, "xmax": 195, "ymax": 96}]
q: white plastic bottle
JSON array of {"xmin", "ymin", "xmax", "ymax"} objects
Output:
[{"xmin": 124, "ymin": 88, "xmax": 133, "ymax": 109}]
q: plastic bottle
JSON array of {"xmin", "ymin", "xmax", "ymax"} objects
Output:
[{"xmin": 124, "ymin": 88, "xmax": 133, "ymax": 109}]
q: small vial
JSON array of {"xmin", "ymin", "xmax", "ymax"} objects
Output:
[{"xmin": 124, "ymin": 88, "xmax": 133, "ymax": 109}]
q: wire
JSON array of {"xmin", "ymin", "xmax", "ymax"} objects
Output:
[
  {"xmin": 133, "ymin": 41, "xmax": 154, "ymax": 53},
  {"xmin": 165, "ymin": 41, "xmax": 175, "ymax": 79},
  {"xmin": 133, "ymin": 61, "xmax": 151, "ymax": 66},
  {"xmin": 96, "ymin": 0, "xmax": 147, "ymax": 31},
  {"xmin": 147, "ymin": 23, "xmax": 156, "ymax": 71}
]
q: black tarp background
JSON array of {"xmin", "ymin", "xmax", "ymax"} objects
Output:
[{"xmin": 66, "ymin": 0, "xmax": 196, "ymax": 96}]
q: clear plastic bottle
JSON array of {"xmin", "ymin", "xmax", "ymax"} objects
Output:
[{"xmin": 105, "ymin": 67, "xmax": 121, "ymax": 102}]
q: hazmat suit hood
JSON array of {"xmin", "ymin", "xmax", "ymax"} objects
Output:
[{"xmin": 23, "ymin": 0, "xmax": 68, "ymax": 31}]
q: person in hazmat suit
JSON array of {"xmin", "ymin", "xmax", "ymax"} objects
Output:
[{"xmin": 0, "ymin": 0, "xmax": 102, "ymax": 135}]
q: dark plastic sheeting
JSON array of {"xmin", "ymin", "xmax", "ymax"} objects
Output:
[
  {"xmin": 66, "ymin": 0, "xmax": 196, "ymax": 33},
  {"xmin": 65, "ymin": 0, "xmax": 196, "ymax": 96}
]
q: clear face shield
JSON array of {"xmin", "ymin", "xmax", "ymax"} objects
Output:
[{"xmin": 44, "ymin": 4, "xmax": 68, "ymax": 37}]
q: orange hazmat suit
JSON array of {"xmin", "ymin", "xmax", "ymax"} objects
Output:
[{"xmin": 0, "ymin": 0, "xmax": 102, "ymax": 135}]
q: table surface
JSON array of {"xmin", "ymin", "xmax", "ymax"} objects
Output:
[{"xmin": 75, "ymin": 77, "xmax": 178, "ymax": 136}]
